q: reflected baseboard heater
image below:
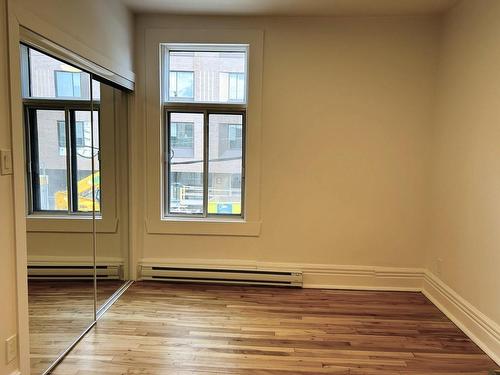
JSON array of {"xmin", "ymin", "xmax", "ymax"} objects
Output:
[
  {"xmin": 140, "ymin": 265, "xmax": 303, "ymax": 287},
  {"xmin": 28, "ymin": 264, "xmax": 122, "ymax": 280}
]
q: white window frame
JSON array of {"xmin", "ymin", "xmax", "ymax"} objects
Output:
[{"xmin": 162, "ymin": 43, "xmax": 248, "ymax": 220}]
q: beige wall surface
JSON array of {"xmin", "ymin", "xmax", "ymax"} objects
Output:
[
  {"xmin": 11, "ymin": 0, "xmax": 134, "ymax": 80},
  {"xmin": 135, "ymin": 15, "xmax": 440, "ymax": 267},
  {"xmin": 0, "ymin": 0, "xmax": 20, "ymax": 373},
  {"xmin": 429, "ymin": 0, "xmax": 500, "ymax": 323}
]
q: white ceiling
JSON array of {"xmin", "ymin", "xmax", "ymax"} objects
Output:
[{"xmin": 122, "ymin": 0, "xmax": 458, "ymax": 16}]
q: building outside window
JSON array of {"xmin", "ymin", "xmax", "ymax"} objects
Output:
[{"xmin": 163, "ymin": 44, "xmax": 247, "ymax": 217}]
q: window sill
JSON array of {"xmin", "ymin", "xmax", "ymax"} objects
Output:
[
  {"xmin": 146, "ymin": 217, "xmax": 261, "ymax": 236},
  {"xmin": 26, "ymin": 215, "xmax": 118, "ymax": 233}
]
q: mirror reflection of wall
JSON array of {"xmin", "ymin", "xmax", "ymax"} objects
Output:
[{"xmin": 21, "ymin": 44, "xmax": 130, "ymax": 375}]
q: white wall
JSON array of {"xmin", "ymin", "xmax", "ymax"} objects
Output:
[
  {"xmin": 134, "ymin": 15, "xmax": 439, "ymax": 268},
  {"xmin": 429, "ymin": 0, "xmax": 500, "ymax": 324}
]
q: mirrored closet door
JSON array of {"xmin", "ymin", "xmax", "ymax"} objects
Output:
[
  {"xmin": 21, "ymin": 39, "xmax": 131, "ymax": 375},
  {"xmin": 93, "ymin": 79, "xmax": 130, "ymax": 313}
]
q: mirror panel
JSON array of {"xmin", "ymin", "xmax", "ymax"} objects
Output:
[
  {"xmin": 23, "ymin": 45, "xmax": 96, "ymax": 375},
  {"xmin": 94, "ymin": 79, "xmax": 130, "ymax": 310}
]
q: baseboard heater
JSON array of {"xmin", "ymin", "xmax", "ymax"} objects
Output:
[
  {"xmin": 28, "ymin": 264, "xmax": 122, "ymax": 280},
  {"xmin": 140, "ymin": 265, "xmax": 303, "ymax": 287}
]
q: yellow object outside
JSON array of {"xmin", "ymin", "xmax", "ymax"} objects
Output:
[
  {"xmin": 208, "ymin": 201, "xmax": 241, "ymax": 215},
  {"xmin": 55, "ymin": 172, "xmax": 100, "ymax": 211}
]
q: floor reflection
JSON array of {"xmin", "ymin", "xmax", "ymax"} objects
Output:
[{"xmin": 28, "ymin": 280, "xmax": 124, "ymax": 374}]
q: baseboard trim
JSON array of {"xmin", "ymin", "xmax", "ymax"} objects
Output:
[
  {"xmin": 422, "ymin": 271, "xmax": 500, "ymax": 366},
  {"xmin": 28, "ymin": 255, "xmax": 124, "ymax": 266}
]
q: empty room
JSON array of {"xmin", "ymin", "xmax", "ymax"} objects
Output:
[{"xmin": 0, "ymin": 0, "xmax": 499, "ymax": 374}]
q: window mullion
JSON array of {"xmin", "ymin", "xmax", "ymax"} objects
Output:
[
  {"xmin": 203, "ymin": 109, "xmax": 209, "ymax": 218},
  {"xmin": 69, "ymin": 109, "xmax": 80, "ymax": 213},
  {"xmin": 64, "ymin": 108, "xmax": 73, "ymax": 214},
  {"xmin": 165, "ymin": 109, "xmax": 171, "ymax": 215}
]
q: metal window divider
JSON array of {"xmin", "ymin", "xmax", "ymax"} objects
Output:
[{"xmin": 203, "ymin": 109, "xmax": 209, "ymax": 217}]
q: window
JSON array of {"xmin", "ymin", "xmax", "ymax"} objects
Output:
[
  {"xmin": 55, "ymin": 71, "xmax": 82, "ymax": 98},
  {"xmin": 170, "ymin": 122, "xmax": 194, "ymax": 158},
  {"xmin": 57, "ymin": 120, "xmax": 66, "ymax": 156},
  {"xmin": 169, "ymin": 71, "xmax": 194, "ymax": 99},
  {"xmin": 166, "ymin": 47, "xmax": 247, "ymax": 104},
  {"xmin": 227, "ymin": 124, "xmax": 243, "ymax": 149},
  {"xmin": 228, "ymin": 73, "xmax": 245, "ymax": 101},
  {"xmin": 22, "ymin": 46, "xmax": 100, "ymax": 100},
  {"xmin": 57, "ymin": 120, "xmax": 86, "ymax": 155},
  {"xmin": 22, "ymin": 45, "xmax": 101, "ymax": 214},
  {"xmin": 163, "ymin": 44, "xmax": 248, "ymax": 218},
  {"xmin": 27, "ymin": 108, "xmax": 100, "ymax": 213}
]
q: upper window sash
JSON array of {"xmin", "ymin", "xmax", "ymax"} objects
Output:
[{"xmin": 162, "ymin": 43, "xmax": 249, "ymax": 105}]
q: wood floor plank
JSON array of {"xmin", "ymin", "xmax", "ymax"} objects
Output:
[{"xmin": 47, "ymin": 281, "xmax": 499, "ymax": 375}]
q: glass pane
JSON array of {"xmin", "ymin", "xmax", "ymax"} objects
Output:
[
  {"xmin": 168, "ymin": 112, "xmax": 204, "ymax": 215},
  {"xmin": 75, "ymin": 110, "xmax": 100, "ymax": 212},
  {"xmin": 167, "ymin": 49, "xmax": 246, "ymax": 103},
  {"xmin": 208, "ymin": 114, "xmax": 243, "ymax": 215},
  {"xmin": 33, "ymin": 110, "xmax": 68, "ymax": 211},
  {"xmin": 27, "ymin": 48, "xmax": 91, "ymax": 100}
]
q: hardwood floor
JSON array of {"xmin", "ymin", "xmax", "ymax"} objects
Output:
[
  {"xmin": 29, "ymin": 280, "xmax": 126, "ymax": 374},
  {"xmin": 47, "ymin": 281, "xmax": 499, "ymax": 374}
]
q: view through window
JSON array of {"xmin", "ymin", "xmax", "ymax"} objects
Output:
[{"xmin": 163, "ymin": 44, "xmax": 248, "ymax": 217}]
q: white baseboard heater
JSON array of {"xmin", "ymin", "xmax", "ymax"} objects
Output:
[
  {"xmin": 140, "ymin": 265, "xmax": 303, "ymax": 287},
  {"xmin": 28, "ymin": 264, "xmax": 122, "ymax": 280}
]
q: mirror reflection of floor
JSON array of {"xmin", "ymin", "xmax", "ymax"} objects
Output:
[{"xmin": 28, "ymin": 280, "xmax": 125, "ymax": 375}]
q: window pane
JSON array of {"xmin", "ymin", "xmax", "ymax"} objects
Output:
[
  {"xmin": 168, "ymin": 112, "xmax": 204, "ymax": 215},
  {"xmin": 208, "ymin": 114, "xmax": 243, "ymax": 215},
  {"xmin": 167, "ymin": 49, "xmax": 246, "ymax": 103},
  {"xmin": 33, "ymin": 110, "xmax": 68, "ymax": 211},
  {"xmin": 26, "ymin": 48, "xmax": 91, "ymax": 100},
  {"xmin": 75, "ymin": 111, "xmax": 100, "ymax": 212}
]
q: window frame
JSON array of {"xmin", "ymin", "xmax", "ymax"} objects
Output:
[
  {"xmin": 162, "ymin": 43, "xmax": 249, "ymax": 221},
  {"xmin": 24, "ymin": 99, "xmax": 101, "ymax": 215},
  {"xmin": 163, "ymin": 104, "xmax": 246, "ymax": 219}
]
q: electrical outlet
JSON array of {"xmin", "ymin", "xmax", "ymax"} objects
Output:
[
  {"xmin": 5, "ymin": 334, "xmax": 17, "ymax": 364},
  {"xmin": 436, "ymin": 258, "xmax": 443, "ymax": 277},
  {"xmin": 0, "ymin": 149, "xmax": 13, "ymax": 175}
]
